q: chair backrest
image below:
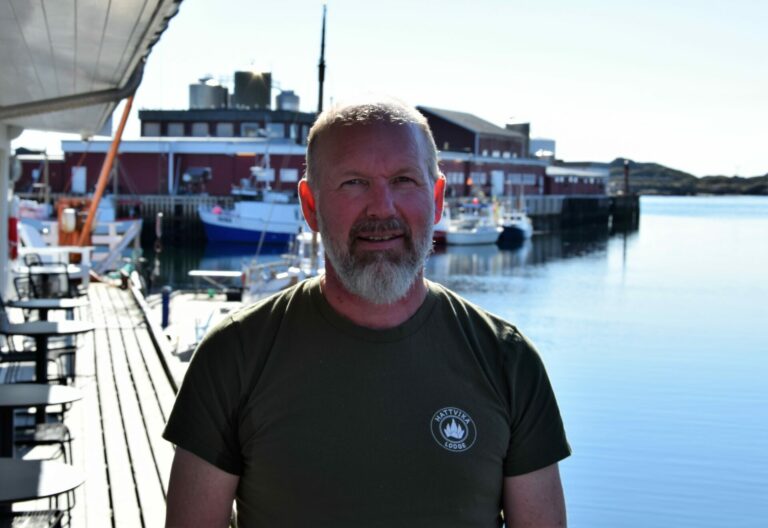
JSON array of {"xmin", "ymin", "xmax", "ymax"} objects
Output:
[
  {"xmin": 14, "ymin": 276, "xmax": 32, "ymax": 300},
  {"xmin": 28, "ymin": 268, "xmax": 72, "ymax": 299},
  {"xmin": 23, "ymin": 253, "xmax": 44, "ymax": 267}
]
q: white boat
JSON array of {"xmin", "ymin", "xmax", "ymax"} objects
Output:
[
  {"xmin": 241, "ymin": 231, "xmax": 323, "ymax": 303},
  {"xmin": 446, "ymin": 216, "xmax": 502, "ymax": 245},
  {"xmin": 433, "ymin": 207, "xmax": 450, "ymax": 245},
  {"xmin": 498, "ymin": 210, "xmax": 533, "ymax": 247}
]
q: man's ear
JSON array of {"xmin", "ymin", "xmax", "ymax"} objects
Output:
[
  {"xmin": 433, "ymin": 175, "xmax": 446, "ymax": 225},
  {"xmin": 298, "ymin": 179, "xmax": 319, "ymax": 231}
]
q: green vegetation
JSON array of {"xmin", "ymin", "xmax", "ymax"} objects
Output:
[{"xmin": 607, "ymin": 159, "xmax": 768, "ymax": 195}]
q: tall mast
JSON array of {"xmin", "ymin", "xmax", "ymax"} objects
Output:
[{"xmin": 317, "ymin": 3, "xmax": 327, "ymax": 114}]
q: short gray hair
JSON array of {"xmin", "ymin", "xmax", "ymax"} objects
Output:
[{"xmin": 305, "ymin": 97, "xmax": 439, "ymax": 187}]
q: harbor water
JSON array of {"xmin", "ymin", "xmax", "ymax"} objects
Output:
[{"xmin": 144, "ymin": 195, "xmax": 768, "ymax": 527}]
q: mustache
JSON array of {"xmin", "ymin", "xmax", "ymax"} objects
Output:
[{"xmin": 349, "ymin": 217, "xmax": 410, "ymax": 238}]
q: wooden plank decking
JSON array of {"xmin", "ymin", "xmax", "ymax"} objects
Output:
[{"xmin": 6, "ymin": 281, "xmax": 177, "ymax": 527}]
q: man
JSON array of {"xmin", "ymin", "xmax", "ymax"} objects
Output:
[{"xmin": 164, "ymin": 98, "xmax": 570, "ymax": 527}]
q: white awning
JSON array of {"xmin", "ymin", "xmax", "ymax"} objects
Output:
[{"xmin": 0, "ymin": 0, "xmax": 182, "ymax": 136}]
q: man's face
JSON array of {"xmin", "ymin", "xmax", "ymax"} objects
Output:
[{"xmin": 308, "ymin": 122, "xmax": 442, "ymax": 305}]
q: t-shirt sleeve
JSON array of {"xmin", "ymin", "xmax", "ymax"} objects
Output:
[
  {"xmin": 502, "ymin": 332, "xmax": 571, "ymax": 476},
  {"xmin": 163, "ymin": 317, "xmax": 245, "ymax": 475}
]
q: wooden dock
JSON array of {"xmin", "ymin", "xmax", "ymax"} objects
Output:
[{"xmin": 6, "ymin": 282, "xmax": 178, "ymax": 526}]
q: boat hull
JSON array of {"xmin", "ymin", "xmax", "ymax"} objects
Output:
[
  {"xmin": 201, "ymin": 221, "xmax": 295, "ymax": 244},
  {"xmin": 199, "ymin": 202, "xmax": 303, "ymax": 244},
  {"xmin": 445, "ymin": 228, "xmax": 501, "ymax": 245}
]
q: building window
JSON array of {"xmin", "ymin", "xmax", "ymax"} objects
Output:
[
  {"xmin": 280, "ymin": 168, "xmax": 299, "ymax": 183},
  {"xmin": 191, "ymin": 122, "xmax": 209, "ymax": 137},
  {"xmin": 492, "ymin": 150, "xmax": 500, "ymax": 158},
  {"xmin": 241, "ymin": 123, "xmax": 262, "ymax": 137},
  {"xmin": 443, "ymin": 141, "xmax": 450, "ymax": 150},
  {"xmin": 446, "ymin": 171, "xmax": 463, "ymax": 185},
  {"xmin": 471, "ymin": 171, "xmax": 487, "ymax": 185},
  {"xmin": 167, "ymin": 122, "xmax": 185, "ymax": 136},
  {"xmin": 502, "ymin": 151, "xmax": 510, "ymax": 159},
  {"xmin": 289, "ymin": 123, "xmax": 298, "ymax": 140},
  {"xmin": 216, "ymin": 123, "xmax": 234, "ymax": 137},
  {"xmin": 267, "ymin": 123, "xmax": 285, "ymax": 138},
  {"xmin": 481, "ymin": 149, "xmax": 489, "ymax": 157},
  {"xmin": 253, "ymin": 168, "xmax": 275, "ymax": 182},
  {"xmin": 143, "ymin": 122, "xmax": 161, "ymax": 136}
]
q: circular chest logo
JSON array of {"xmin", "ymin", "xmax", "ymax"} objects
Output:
[{"xmin": 430, "ymin": 407, "xmax": 477, "ymax": 452}]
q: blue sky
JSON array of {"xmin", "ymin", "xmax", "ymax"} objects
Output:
[{"xmin": 14, "ymin": 0, "xmax": 767, "ymax": 177}]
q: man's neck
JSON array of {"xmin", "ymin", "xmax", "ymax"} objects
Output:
[{"xmin": 320, "ymin": 266, "xmax": 429, "ymax": 329}]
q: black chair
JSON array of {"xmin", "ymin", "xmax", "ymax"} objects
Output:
[
  {"xmin": 14, "ymin": 422, "xmax": 73, "ymax": 464},
  {"xmin": 0, "ymin": 297, "xmax": 76, "ymax": 385},
  {"xmin": 22, "ymin": 252, "xmax": 44, "ymax": 267},
  {"xmin": 29, "ymin": 268, "xmax": 85, "ymax": 300},
  {"xmin": 13, "ymin": 276, "xmax": 34, "ymax": 321}
]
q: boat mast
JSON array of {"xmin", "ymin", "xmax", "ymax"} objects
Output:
[
  {"xmin": 311, "ymin": 4, "xmax": 327, "ymax": 272},
  {"xmin": 317, "ymin": 3, "xmax": 327, "ymax": 113}
]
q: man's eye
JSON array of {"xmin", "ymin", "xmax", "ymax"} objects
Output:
[
  {"xmin": 393, "ymin": 176, "xmax": 417, "ymax": 185},
  {"xmin": 341, "ymin": 179, "xmax": 366, "ymax": 187}
]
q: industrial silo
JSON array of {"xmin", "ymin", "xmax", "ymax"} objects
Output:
[
  {"xmin": 233, "ymin": 71, "xmax": 271, "ymax": 109},
  {"xmin": 189, "ymin": 77, "xmax": 228, "ymax": 109},
  {"xmin": 276, "ymin": 90, "xmax": 300, "ymax": 111}
]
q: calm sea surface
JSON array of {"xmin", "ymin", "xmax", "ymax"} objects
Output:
[{"xmin": 147, "ymin": 196, "xmax": 768, "ymax": 527}]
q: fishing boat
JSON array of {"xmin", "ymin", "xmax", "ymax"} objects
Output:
[
  {"xmin": 198, "ymin": 156, "xmax": 306, "ymax": 245},
  {"xmin": 445, "ymin": 202, "xmax": 502, "ymax": 245},
  {"xmin": 497, "ymin": 187, "xmax": 533, "ymax": 248},
  {"xmin": 199, "ymin": 190, "xmax": 304, "ymax": 244},
  {"xmin": 497, "ymin": 210, "xmax": 533, "ymax": 248}
]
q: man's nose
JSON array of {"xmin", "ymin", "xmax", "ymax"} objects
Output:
[{"xmin": 365, "ymin": 183, "xmax": 397, "ymax": 218}]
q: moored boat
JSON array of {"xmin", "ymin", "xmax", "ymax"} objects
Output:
[
  {"xmin": 497, "ymin": 210, "xmax": 533, "ymax": 248},
  {"xmin": 446, "ymin": 216, "xmax": 502, "ymax": 245},
  {"xmin": 199, "ymin": 189, "xmax": 304, "ymax": 244}
]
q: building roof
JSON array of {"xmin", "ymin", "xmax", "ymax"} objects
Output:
[
  {"xmin": 418, "ymin": 106, "xmax": 525, "ymax": 139},
  {"xmin": 61, "ymin": 137, "xmax": 307, "ymax": 156},
  {"xmin": 546, "ymin": 165, "xmax": 609, "ymax": 179},
  {"xmin": 139, "ymin": 108, "xmax": 317, "ymax": 123},
  {"xmin": 0, "ymin": 0, "xmax": 182, "ymax": 136}
]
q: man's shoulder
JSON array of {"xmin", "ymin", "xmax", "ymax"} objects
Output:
[
  {"xmin": 202, "ymin": 277, "xmax": 318, "ymax": 344},
  {"xmin": 235, "ymin": 277, "xmax": 315, "ymax": 320},
  {"xmin": 427, "ymin": 280, "xmax": 524, "ymax": 345}
]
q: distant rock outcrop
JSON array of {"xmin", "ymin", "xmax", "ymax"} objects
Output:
[{"xmin": 607, "ymin": 159, "xmax": 768, "ymax": 195}]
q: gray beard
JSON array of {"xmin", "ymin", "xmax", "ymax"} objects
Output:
[{"xmin": 319, "ymin": 215, "xmax": 433, "ymax": 305}]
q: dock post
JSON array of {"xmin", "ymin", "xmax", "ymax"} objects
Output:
[{"xmin": 161, "ymin": 286, "xmax": 171, "ymax": 329}]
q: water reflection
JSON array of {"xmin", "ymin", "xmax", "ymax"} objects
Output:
[
  {"xmin": 426, "ymin": 227, "xmax": 625, "ymax": 278},
  {"xmin": 144, "ymin": 227, "xmax": 635, "ymax": 293}
]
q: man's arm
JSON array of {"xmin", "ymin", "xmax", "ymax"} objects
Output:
[
  {"xmin": 166, "ymin": 448, "xmax": 239, "ymax": 528},
  {"xmin": 502, "ymin": 463, "xmax": 566, "ymax": 528}
]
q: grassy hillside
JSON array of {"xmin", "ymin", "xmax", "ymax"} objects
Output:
[{"xmin": 607, "ymin": 159, "xmax": 768, "ymax": 195}]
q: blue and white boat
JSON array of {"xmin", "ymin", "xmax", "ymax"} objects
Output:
[
  {"xmin": 199, "ymin": 154, "xmax": 306, "ymax": 245},
  {"xmin": 198, "ymin": 189, "xmax": 304, "ymax": 245}
]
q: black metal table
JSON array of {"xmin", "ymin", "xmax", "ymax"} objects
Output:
[
  {"xmin": 7, "ymin": 297, "xmax": 88, "ymax": 321},
  {"xmin": 0, "ymin": 320, "xmax": 94, "ymax": 384},
  {"xmin": 0, "ymin": 457, "xmax": 84, "ymax": 504}
]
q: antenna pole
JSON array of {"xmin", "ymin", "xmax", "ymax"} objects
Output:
[{"xmin": 317, "ymin": 3, "xmax": 327, "ymax": 114}]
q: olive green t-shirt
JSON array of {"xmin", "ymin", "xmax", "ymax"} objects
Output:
[{"xmin": 164, "ymin": 277, "xmax": 570, "ymax": 527}]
